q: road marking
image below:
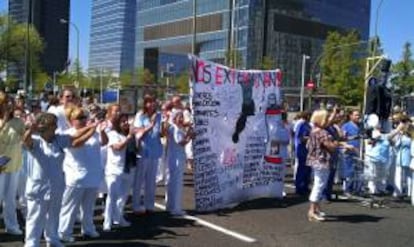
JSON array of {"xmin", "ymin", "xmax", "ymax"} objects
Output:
[{"xmin": 154, "ymin": 202, "xmax": 257, "ymax": 243}]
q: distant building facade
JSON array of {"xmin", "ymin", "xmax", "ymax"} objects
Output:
[
  {"xmin": 8, "ymin": 0, "xmax": 70, "ymax": 78},
  {"xmin": 135, "ymin": 0, "xmax": 370, "ymax": 90},
  {"xmin": 88, "ymin": 0, "xmax": 137, "ymax": 76}
]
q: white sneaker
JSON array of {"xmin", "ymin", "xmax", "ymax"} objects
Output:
[
  {"xmin": 82, "ymin": 230, "xmax": 100, "ymax": 238},
  {"xmin": 59, "ymin": 235, "xmax": 75, "ymax": 243},
  {"xmin": 6, "ymin": 228, "xmax": 23, "ymax": 235},
  {"xmin": 46, "ymin": 241, "xmax": 65, "ymax": 247},
  {"xmin": 114, "ymin": 220, "xmax": 131, "ymax": 227}
]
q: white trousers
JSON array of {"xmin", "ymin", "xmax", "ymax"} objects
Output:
[
  {"xmin": 132, "ymin": 158, "xmax": 158, "ymax": 211},
  {"xmin": 166, "ymin": 157, "xmax": 185, "ymax": 214},
  {"xmin": 104, "ymin": 174, "xmax": 128, "ymax": 228},
  {"xmin": 25, "ymin": 188, "xmax": 63, "ymax": 247},
  {"xmin": 59, "ymin": 186, "xmax": 98, "ymax": 237},
  {"xmin": 309, "ymin": 168, "xmax": 329, "ymax": 203},
  {"xmin": 0, "ymin": 171, "xmax": 20, "ymax": 230},
  {"xmin": 367, "ymin": 161, "xmax": 388, "ymax": 194},
  {"xmin": 394, "ymin": 166, "xmax": 412, "ymax": 196}
]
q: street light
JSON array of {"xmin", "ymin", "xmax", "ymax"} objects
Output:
[
  {"xmin": 300, "ymin": 54, "xmax": 310, "ymax": 111},
  {"xmin": 60, "ymin": 18, "xmax": 80, "ymax": 84}
]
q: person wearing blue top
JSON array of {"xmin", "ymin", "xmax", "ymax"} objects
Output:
[
  {"xmin": 22, "ymin": 113, "xmax": 98, "ymax": 247},
  {"xmin": 366, "ymin": 128, "xmax": 391, "ymax": 194},
  {"xmin": 132, "ymin": 95, "xmax": 163, "ymax": 214},
  {"xmin": 393, "ymin": 120, "xmax": 412, "ymax": 197},
  {"xmin": 294, "ymin": 112, "xmax": 312, "ymax": 195},
  {"xmin": 341, "ymin": 110, "xmax": 361, "ymax": 196}
]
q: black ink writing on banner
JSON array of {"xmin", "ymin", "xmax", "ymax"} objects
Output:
[
  {"xmin": 194, "ymin": 127, "xmax": 208, "ymax": 137},
  {"xmin": 194, "ymin": 118, "xmax": 209, "ymax": 126},
  {"xmin": 194, "ymin": 138, "xmax": 210, "ymax": 146},
  {"xmin": 194, "ymin": 153, "xmax": 217, "ymax": 164},
  {"xmin": 195, "ymin": 195, "xmax": 224, "ymax": 210},
  {"xmin": 193, "ymin": 100, "xmax": 220, "ymax": 107},
  {"xmin": 194, "ymin": 92, "xmax": 213, "ymax": 100},
  {"xmin": 194, "ymin": 146, "xmax": 212, "ymax": 155},
  {"xmin": 194, "ymin": 110, "xmax": 219, "ymax": 118}
]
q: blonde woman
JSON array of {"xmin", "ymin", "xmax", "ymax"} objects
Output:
[
  {"xmin": 306, "ymin": 110, "xmax": 353, "ymax": 221},
  {"xmin": 0, "ymin": 92, "xmax": 25, "ymax": 235},
  {"xmin": 58, "ymin": 107, "xmax": 108, "ymax": 242}
]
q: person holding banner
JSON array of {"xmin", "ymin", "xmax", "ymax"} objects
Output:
[
  {"xmin": 165, "ymin": 110, "xmax": 194, "ymax": 216},
  {"xmin": 306, "ymin": 110, "xmax": 353, "ymax": 222}
]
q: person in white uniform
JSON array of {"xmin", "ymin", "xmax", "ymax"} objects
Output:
[
  {"xmin": 58, "ymin": 107, "xmax": 108, "ymax": 242},
  {"xmin": 22, "ymin": 113, "xmax": 99, "ymax": 247},
  {"xmin": 47, "ymin": 88, "xmax": 74, "ymax": 133},
  {"xmin": 165, "ymin": 110, "xmax": 194, "ymax": 216},
  {"xmin": 132, "ymin": 95, "xmax": 163, "ymax": 214},
  {"xmin": 104, "ymin": 114, "xmax": 135, "ymax": 231}
]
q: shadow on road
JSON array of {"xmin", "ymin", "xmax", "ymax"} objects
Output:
[
  {"xmin": 325, "ymin": 214, "xmax": 385, "ymax": 223},
  {"xmin": 188, "ymin": 193, "xmax": 308, "ymax": 216}
]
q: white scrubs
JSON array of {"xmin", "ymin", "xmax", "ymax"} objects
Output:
[
  {"xmin": 166, "ymin": 124, "xmax": 186, "ymax": 215},
  {"xmin": 59, "ymin": 129, "xmax": 103, "ymax": 238},
  {"xmin": 24, "ymin": 134, "xmax": 71, "ymax": 247}
]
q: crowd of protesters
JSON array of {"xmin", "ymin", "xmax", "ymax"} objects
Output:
[
  {"xmin": 2, "ymin": 85, "xmax": 414, "ymax": 245},
  {"xmin": 0, "ymin": 88, "xmax": 194, "ymax": 247},
  {"xmin": 291, "ymin": 104, "xmax": 414, "ymax": 222}
]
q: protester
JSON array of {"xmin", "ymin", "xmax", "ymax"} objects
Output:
[
  {"xmin": 132, "ymin": 94, "xmax": 163, "ymax": 215},
  {"xmin": 294, "ymin": 111, "xmax": 312, "ymax": 195},
  {"xmin": 58, "ymin": 107, "xmax": 108, "ymax": 242},
  {"xmin": 306, "ymin": 110, "xmax": 353, "ymax": 222},
  {"xmin": 341, "ymin": 110, "xmax": 362, "ymax": 197},
  {"xmin": 103, "ymin": 113, "xmax": 134, "ymax": 231},
  {"xmin": 22, "ymin": 113, "xmax": 98, "ymax": 247},
  {"xmin": 0, "ymin": 91, "xmax": 25, "ymax": 235},
  {"xmin": 48, "ymin": 88, "xmax": 75, "ymax": 132},
  {"xmin": 165, "ymin": 110, "xmax": 194, "ymax": 216}
]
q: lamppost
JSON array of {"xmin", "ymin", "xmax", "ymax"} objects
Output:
[
  {"xmin": 60, "ymin": 18, "xmax": 80, "ymax": 84},
  {"xmin": 191, "ymin": 0, "xmax": 197, "ymax": 55},
  {"xmin": 300, "ymin": 54, "xmax": 310, "ymax": 111}
]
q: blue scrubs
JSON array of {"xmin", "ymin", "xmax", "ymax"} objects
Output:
[
  {"xmin": 294, "ymin": 121, "xmax": 311, "ymax": 195},
  {"xmin": 341, "ymin": 121, "xmax": 361, "ymax": 194}
]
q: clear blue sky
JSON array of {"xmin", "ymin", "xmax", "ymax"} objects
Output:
[{"xmin": 1, "ymin": 0, "xmax": 414, "ymax": 68}]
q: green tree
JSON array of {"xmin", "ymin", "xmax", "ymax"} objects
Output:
[
  {"xmin": 175, "ymin": 72, "xmax": 190, "ymax": 94},
  {"xmin": 320, "ymin": 31, "xmax": 365, "ymax": 106},
  {"xmin": 261, "ymin": 56, "xmax": 276, "ymax": 70},
  {"xmin": 0, "ymin": 14, "xmax": 44, "ymax": 90},
  {"xmin": 392, "ymin": 42, "xmax": 414, "ymax": 97}
]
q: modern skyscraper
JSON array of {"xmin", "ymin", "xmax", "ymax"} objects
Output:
[
  {"xmin": 135, "ymin": 0, "xmax": 370, "ymax": 91},
  {"xmin": 8, "ymin": 0, "xmax": 70, "ymax": 88},
  {"xmin": 88, "ymin": 0, "xmax": 137, "ymax": 76}
]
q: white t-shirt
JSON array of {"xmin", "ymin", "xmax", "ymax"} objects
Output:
[
  {"xmin": 63, "ymin": 128, "xmax": 103, "ymax": 188},
  {"xmin": 48, "ymin": 105, "xmax": 70, "ymax": 133},
  {"xmin": 106, "ymin": 130, "xmax": 127, "ymax": 176}
]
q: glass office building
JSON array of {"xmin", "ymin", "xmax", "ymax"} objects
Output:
[
  {"xmin": 8, "ymin": 0, "xmax": 70, "ymax": 78},
  {"xmin": 136, "ymin": 0, "xmax": 370, "ymax": 90},
  {"xmin": 89, "ymin": 0, "xmax": 137, "ymax": 75}
]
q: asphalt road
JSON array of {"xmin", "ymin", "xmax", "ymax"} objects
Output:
[{"xmin": 2, "ymin": 168, "xmax": 414, "ymax": 247}]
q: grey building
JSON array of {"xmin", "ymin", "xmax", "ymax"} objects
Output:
[
  {"xmin": 135, "ymin": 0, "xmax": 370, "ymax": 90},
  {"xmin": 88, "ymin": 0, "xmax": 137, "ymax": 76},
  {"xmin": 8, "ymin": 0, "xmax": 70, "ymax": 77}
]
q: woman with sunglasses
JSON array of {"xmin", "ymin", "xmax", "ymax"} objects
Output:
[
  {"xmin": 58, "ymin": 107, "xmax": 108, "ymax": 242},
  {"xmin": 22, "ymin": 113, "xmax": 98, "ymax": 247}
]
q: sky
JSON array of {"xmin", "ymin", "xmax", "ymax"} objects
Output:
[{"xmin": 1, "ymin": 0, "xmax": 413, "ymax": 69}]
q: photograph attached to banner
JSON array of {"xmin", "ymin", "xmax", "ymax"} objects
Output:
[{"xmin": 189, "ymin": 55, "xmax": 289, "ymax": 212}]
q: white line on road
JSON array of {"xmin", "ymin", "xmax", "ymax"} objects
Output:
[{"xmin": 154, "ymin": 202, "xmax": 257, "ymax": 243}]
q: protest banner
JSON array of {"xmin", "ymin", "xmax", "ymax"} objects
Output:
[{"xmin": 190, "ymin": 55, "xmax": 287, "ymax": 212}]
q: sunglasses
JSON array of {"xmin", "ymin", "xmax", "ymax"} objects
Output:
[
  {"xmin": 76, "ymin": 115, "xmax": 87, "ymax": 120},
  {"xmin": 64, "ymin": 95, "xmax": 73, "ymax": 99}
]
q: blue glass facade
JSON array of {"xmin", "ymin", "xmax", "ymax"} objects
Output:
[
  {"xmin": 135, "ymin": 0, "xmax": 370, "ymax": 88},
  {"xmin": 89, "ymin": 0, "xmax": 136, "ymax": 75}
]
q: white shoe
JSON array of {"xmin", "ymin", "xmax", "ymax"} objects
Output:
[
  {"xmin": 114, "ymin": 219, "xmax": 131, "ymax": 227},
  {"xmin": 59, "ymin": 235, "xmax": 75, "ymax": 243},
  {"xmin": 82, "ymin": 230, "xmax": 100, "ymax": 238},
  {"xmin": 46, "ymin": 241, "xmax": 65, "ymax": 247},
  {"xmin": 6, "ymin": 228, "xmax": 23, "ymax": 235}
]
